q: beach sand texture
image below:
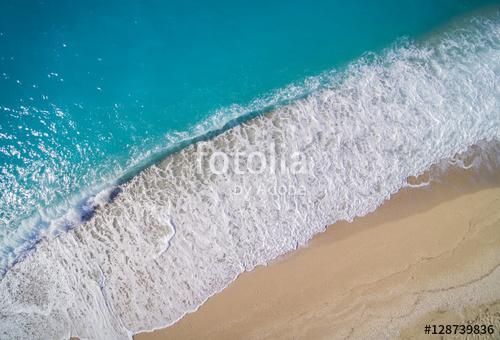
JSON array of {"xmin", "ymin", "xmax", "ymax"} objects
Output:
[{"xmin": 136, "ymin": 164, "xmax": 500, "ymax": 339}]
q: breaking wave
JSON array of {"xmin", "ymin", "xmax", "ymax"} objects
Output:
[{"xmin": 0, "ymin": 11, "xmax": 499, "ymax": 340}]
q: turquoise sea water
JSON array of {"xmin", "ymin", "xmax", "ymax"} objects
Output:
[
  {"xmin": 0, "ymin": 1, "xmax": 497, "ymax": 272},
  {"xmin": 1, "ymin": 2, "xmax": 500, "ymax": 338}
]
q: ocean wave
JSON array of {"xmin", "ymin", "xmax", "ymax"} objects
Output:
[
  {"xmin": 0, "ymin": 11, "xmax": 499, "ymax": 340},
  {"xmin": 0, "ymin": 37, "xmax": 339, "ymax": 278}
]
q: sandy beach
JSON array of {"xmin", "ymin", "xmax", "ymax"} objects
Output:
[
  {"xmin": 2, "ymin": 3, "xmax": 500, "ymax": 340},
  {"xmin": 135, "ymin": 163, "xmax": 500, "ymax": 339}
]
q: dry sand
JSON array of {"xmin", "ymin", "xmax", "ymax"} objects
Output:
[{"xmin": 135, "ymin": 165, "xmax": 500, "ymax": 340}]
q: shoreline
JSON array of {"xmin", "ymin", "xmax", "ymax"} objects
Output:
[
  {"xmin": 2, "ymin": 13, "xmax": 499, "ymax": 338},
  {"xmin": 0, "ymin": 5, "xmax": 498, "ymax": 340},
  {"xmin": 135, "ymin": 163, "xmax": 500, "ymax": 339}
]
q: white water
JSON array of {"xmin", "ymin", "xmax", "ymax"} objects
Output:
[{"xmin": 0, "ymin": 13, "xmax": 499, "ymax": 340}]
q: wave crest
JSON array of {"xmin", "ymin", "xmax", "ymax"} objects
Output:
[{"xmin": 1, "ymin": 12, "xmax": 500, "ymax": 340}]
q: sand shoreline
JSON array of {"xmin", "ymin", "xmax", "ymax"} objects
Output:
[{"xmin": 134, "ymin": 164, "xmax": 500, "ymax": 339}]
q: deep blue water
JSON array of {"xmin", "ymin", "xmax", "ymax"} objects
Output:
[{"xmin": 0, "ymin": 0, "xmax": 497, "ymax": 269}]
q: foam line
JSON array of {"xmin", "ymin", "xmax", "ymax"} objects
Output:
[{"xmin": 0, "ymin": 12, "xmax": 499, "ymax": 340}]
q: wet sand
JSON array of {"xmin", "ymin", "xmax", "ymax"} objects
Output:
[{"xmin": 135, "ymin": 165, "xmax": 500, "ymax": 339}]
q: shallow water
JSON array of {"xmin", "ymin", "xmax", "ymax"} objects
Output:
[
  {"xmin": 0, "ymin": 0, "xmax": 497, "ymax": 277},
  {"xmin": 0, "ymin": 9, "xmax": 499, "ymax": 339}
]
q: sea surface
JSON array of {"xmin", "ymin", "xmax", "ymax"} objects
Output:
[{"xmin": 0, "ymin": 1, "xmax": 499, "ymax": 339}]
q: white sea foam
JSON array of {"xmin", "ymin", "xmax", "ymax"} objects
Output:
[
  {"xmin": 0, "ymin": 13, "xmax": 500, "ymax": 340},
  {"xmin": 0, "ymin": 37, "xmax": 331, "ymax": 277}
]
